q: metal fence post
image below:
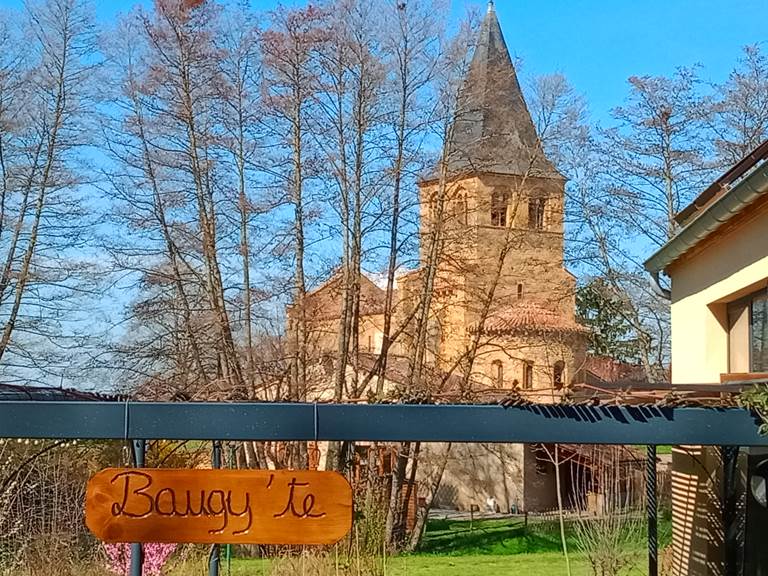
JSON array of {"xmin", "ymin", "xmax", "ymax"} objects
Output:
[
  {"xmin": 647, "ymin": 445, "xmax": 658, "ymax": 576},
  {"xmin": 130, "ymin": 439, "xmax": 146, "ymax": 576},
  {"xmin": 208, "ymin": 441, "xmax": 222, "ymax": 576},
  {"xmin": 722, "ymin": 445, "xmax": 740, "ymax": 576}
]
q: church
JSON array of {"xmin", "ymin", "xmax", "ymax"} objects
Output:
[{"xmin": 297, "ymin": 2, "xmax": 590, "ymax": 512}]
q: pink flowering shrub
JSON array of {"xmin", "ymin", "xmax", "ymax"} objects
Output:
[{"xmin": 104, "ymin": 542, "xmax": 176, "ymax": 576}]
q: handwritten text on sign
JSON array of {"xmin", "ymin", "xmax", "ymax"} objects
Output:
[{"xmin": 85, "ymin": 468, "xmax": 353, "ymax": 545}]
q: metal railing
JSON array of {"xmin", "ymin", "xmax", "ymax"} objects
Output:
[{"xmin": 2, "ymin": 399, "xmax": 763, "ymax": 576}]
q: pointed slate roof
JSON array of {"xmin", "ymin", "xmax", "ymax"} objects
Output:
[{"xmin": 445, "ymin": 2, "xmax": 560, "ymax": 179}]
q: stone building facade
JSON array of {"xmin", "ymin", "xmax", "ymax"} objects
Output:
[{"xmin": 296, "ymin": 2, "xmax": 588, "ymax": 511}]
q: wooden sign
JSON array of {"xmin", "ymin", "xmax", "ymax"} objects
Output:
[{"xmin": 85, "ymin": 468, "xmax": 352, "ymax": 545}]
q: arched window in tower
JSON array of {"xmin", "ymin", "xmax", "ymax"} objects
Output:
[
  {"xmin": 553, "ymin": 361, "xmax": 565, "ymax": 390},
  {"xmin": 491, "ymin": 190, "xmax": 508, "ymax": 227},
  {"xmin": 492, "ymin": 359, "xmax": 504, "ymax": 387},
  {"xmin": 528, "ymin": 197, "xmax": 546, "ymax": 230},
  {"xmin": 523, "ymin": 361, "xmax": 534, "ymax": 389},
  {"xmin": 454, "ymin": 190, "xmax": 468, "ymax": 225}
]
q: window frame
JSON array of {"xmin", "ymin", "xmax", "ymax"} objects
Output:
[
  {"xmin": 751, "ymin": 290, "xmax": 768, "ymax": 373},
  {"xmin": 492, "ymin": 359, "xmax": 504, "ymax": 387},
  {"xmin": 523, "ymin": 361, "xmax": 534, "ymax": 389},
  {"xmin": 490, "ymin": 190, "xmax": 508, "ymax": 228},
  {"xmin": 528, "ymin": 197, "xmax": 546, "ymax": 230},
  {"xmin": 728, "ymin": 287, "xmax": 768, "ymax": 373},
  {"xmin": 553, "ymin": 361, "xmax": 565, "ymax": 390}
]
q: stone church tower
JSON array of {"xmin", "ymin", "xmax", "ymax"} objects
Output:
[
  {"xmin": 412, "ymin": 2, "xmax": 586, "ymax": 395},
  {"xmin": 295, "ymin": 2, "xmax": 589, "ymax": 512}
]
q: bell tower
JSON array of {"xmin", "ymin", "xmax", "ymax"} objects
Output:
[{"xmin": 417, "ymin": 2, "xmax": 582, "ymax": 382}]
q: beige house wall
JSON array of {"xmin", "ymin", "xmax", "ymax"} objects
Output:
[
  {"xmin": 668, "ymin": 200, "xmax": 768, "ymax": 384},
  {"xmin": 666, "ymin": 197, "xmax": 768, "ymax": 576}
]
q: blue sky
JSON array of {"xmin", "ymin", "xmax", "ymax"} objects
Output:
[
  {"xmin": 487, "ymin": 0, "xmax": 766, "ymax": 121},
  {"xmin": 5, "ymin": 0, "xmax": 763, "ymax": 123}
]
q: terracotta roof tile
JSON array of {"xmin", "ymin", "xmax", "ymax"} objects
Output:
[
  {"xmin": 478, "ymin": 302, "xmax": 587, "ymax": 335},
  {"xmin": 583, "ymin": 356, "xmax": 648, "ymax": 385}
]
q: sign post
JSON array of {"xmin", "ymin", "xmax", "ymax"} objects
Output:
[
  {"xmin": 129, "ymin": 441, "xmax": 145, "ymax": 576},
  {"xmin": 86, "ymin": 468, "xmax": 353, "ymax": 546},
  {"xmin": 208, "ymin": 441, "xmax": 222, "ymax": 576}
]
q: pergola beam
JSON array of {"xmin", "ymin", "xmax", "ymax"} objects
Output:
[{"xmin": 1, "ymin": 401, "xmax": 766, "ymax": 445}]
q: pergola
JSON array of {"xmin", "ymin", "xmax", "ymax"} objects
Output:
[{"xmin": 2, "ymin": 397, "xmax": 765, "ymax": 576}]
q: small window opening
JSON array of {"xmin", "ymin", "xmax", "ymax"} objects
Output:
[
  {"xmin": 492, "ymin": 359, "xmax": 504, "ymax": 387},
  {"xmin": 553, "ymin": 361, "xmax": 565, "ymax": 390},
  {"xmin": 528, "ymin": 197, "xmax": 545, "ymax": 230},
  {"xmin": 517, "ymin": 283, "xmax": 523, "ymax": 300},
  {"xmin": 491, "ymin": 191, "xmax": 508, "ymax": 227},
  {"xmin": 523, "ymin": 361, "xmax": 534, "ymax": 389}
]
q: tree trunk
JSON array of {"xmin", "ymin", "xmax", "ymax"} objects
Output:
[{"xmin": 406, "ymin": 442, "xmax": 451, "ymax": 552}]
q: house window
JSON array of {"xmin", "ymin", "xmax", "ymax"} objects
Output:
[
  {"xmin": 517, "ymin": 283, "xmax": 523, "ymax": 300},
  {"xmin": 491, "ymin": 191, "xmax": 508, "ymax": 227},
  {"xmin": 553, "ymin": 361, "xmax": 565, "ymax": 390},
  {"xmin": 523, "ymin": 361, "xmax": 534, "ymax": 389},
  {"xmin": 728, "ymin": 289, "xmax": 768, "ymax": 373},
  {"xmin": 528, "ymin": 197, "xmax": 545, "ymax": 230},
  {"xmin": 752, "ymin": 293, "xmax": 768, "ymax": 372},
  {"xmin": 492, "ymin": 359, "xmax": 504, "ymax": 387}
]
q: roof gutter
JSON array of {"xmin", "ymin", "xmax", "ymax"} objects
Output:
[{"xmin": 644, "ymin": 160, "xmax": 768, "ymax": 277}]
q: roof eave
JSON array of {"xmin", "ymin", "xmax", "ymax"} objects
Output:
[
  {"xmin": 644, "ymin": 160, "xmax": 768, "ymax": 275},
  {"xmin": 418, "ymin": 167, "xmax": 566, "ymax": 187}
]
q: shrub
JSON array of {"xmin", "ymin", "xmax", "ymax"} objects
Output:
[{"xmin": 104, "ymin": 543, "xmax": 176, "ymax": 576}]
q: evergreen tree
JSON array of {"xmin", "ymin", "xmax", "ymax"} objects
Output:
[{"xmin": 576, "ymin": 279, "xmax": 641, "ymax": 363}]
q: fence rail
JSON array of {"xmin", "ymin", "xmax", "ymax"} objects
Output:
[
  {"xmin": 0, "ymin": 401, "xmax": 766, "ymax": 445},
  {"xmin": 0, "ymin": 399, "xmax": 758, "ymax": 576}
]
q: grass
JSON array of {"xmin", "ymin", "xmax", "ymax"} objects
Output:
[
  {"xmin": 418, "ymin": 516, "xmax": 575, "ymax": 556},
  {"xmin": 209, "ymin": 515, "xmax": 671, "ymax": 575},
  {"xmin": 226, "ymin": 554, "xmax": 649, "ymax": 576}
]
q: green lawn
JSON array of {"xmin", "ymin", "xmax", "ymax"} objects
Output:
[
  {"xmin": 227, "ymin": 553, "xmax": 648, "ymax": 576},
  {"xmin": 418, "ymin": 516, "xmax": 574, "ymax": 556},
  {"xmin": 214, "ymin": 515, "xmax": 667, "ymax": 576}
]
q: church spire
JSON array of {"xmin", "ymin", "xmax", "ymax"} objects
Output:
[{"xmin": 445, "ymin": 4, "xmax": 559, "ymax": 179}]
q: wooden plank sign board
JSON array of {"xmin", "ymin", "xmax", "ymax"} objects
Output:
[{"xmin": 86, "ymin": 468, "xmax": 352, "ymax": 545}]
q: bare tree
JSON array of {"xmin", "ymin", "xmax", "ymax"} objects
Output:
[
  {"xmin": 216, "ymin": 1, "xmax": 263, "ymax": 391},
  {"xmin": 261, "ymin": 3, "xmax": 329, "ymax": 467},
  {"xmin": 559, "ymin": 70, "xmax": 709, "ymax": 380},
  {"xmin": 601, "ymin": 69, "xmax": 714, "ymax": 246},
  {"xmin": 572, "ymin": 446, "xmax": 645, "ymax": 576},
  {"xmin": 0, "ymin": 0, "xmax": 98, "ymax": 386},
  {"xmin": 709, "ymin": 44, "xmax": 768, "ymax": 166}
]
